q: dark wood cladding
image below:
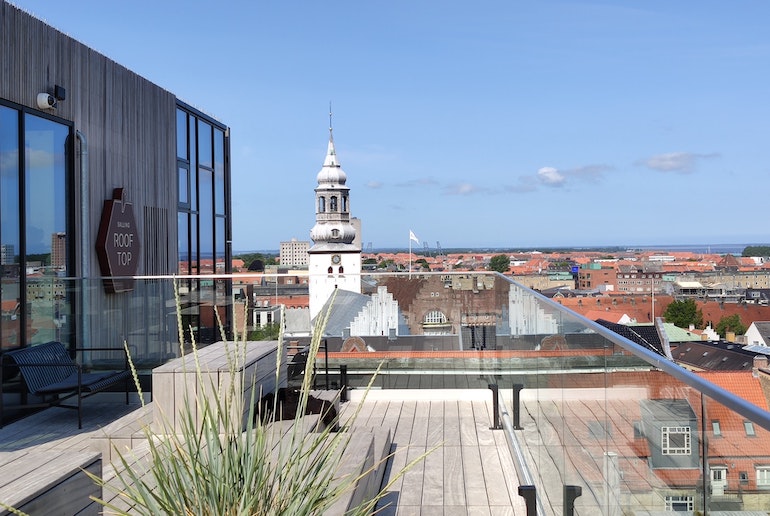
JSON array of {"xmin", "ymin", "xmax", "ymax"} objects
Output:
[{"xmin": 1, "ymin": 1, "xmax": 177, "ymax": 275}]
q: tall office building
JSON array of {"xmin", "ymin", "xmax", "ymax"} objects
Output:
[
  {"xmin": 51, "ymin": 232, "xmax": 66, "ymax": 268},
  {"xmin": 279, "ymin": 238, "xmax": 310, "ymax": 268},
  {"xmin": 0, "ymin": 244, "xmax": 13, "ymax": 265}
]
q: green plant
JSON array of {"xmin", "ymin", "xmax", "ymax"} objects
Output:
[
  {"xmin": 488, "ymin": 254, "xmax": 511, "ymax": 273},
  {"xmin": 247, "ymin": 322, "xmax": 281, "ymax": 341},
  {"xmin": 87, "ymin": 283, "xmax": 429, "ymax": 515},
  {"xmin": 663, "ymin": 299, "xmax": 703, "ymax": 329},
  {"xmin": 715, "ymin": 313, "xmax": 746, "ymax": 337}
]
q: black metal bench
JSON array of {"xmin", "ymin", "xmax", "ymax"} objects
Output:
[{"xmin": 0, "ymin": 341, "xmax": 132, "ymax": 428}]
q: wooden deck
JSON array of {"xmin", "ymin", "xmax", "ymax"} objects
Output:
[
  {"xmin": 0, "ymin": 390, "xmax": 530, "ymax": 515},
  {"xmin": 0, "ymin": 394, "xmax": 146, "ymax": 515},
  {"xmin": 344, "ymin": 389, "xmax": 528, "ymax": 515}
]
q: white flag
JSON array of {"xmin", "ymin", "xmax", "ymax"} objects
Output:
[{"xmin": 409, "ymin": 230, "xmax": 420, "ymax": 243}]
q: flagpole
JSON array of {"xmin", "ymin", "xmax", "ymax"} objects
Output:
[
  {"xmin": 408, "ymin": 230, "xmax": 419, "ymax": 279},
  {"xmin": 409, "ymin": 236, "xmax": 412, "ymax": 279}
]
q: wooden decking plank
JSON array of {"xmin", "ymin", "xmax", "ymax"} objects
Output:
[
  {"xmin": 354, "ymin": 396, "xmax": 382, "ymax": 427},
  {"xmin": 492, "ymin": 431, "xmax": 528, "ymax": 514},
  {"xmin": 443, "ymin": 443, "xmax": 466, "ymax": 506},
  {"xmin": 461, "ymin": 444, "xmax": 489, "ymax": 507},
  {"xmin": 398, "ymin": 444, "xmax": 426, "ymax": 506},
  {"xmin": 472, "ymin": 400, "xmax": 496, "ymax": 446},
  {"xmin": 426, "ymin": 400, "xmax": 444, "ymax": 448},
  {"xmin": 459, "ymin": 400, "xmax": 479, "ymax": 447},
  {"xmin": 443, "ymin": 400, "xmax": 462, "ymax": 445},
  {"xmin": 393, "ymin": 401, "xmax": 416, "ymax": 443},
  {"xmin": 409, "ymin": 401, "xmax": 430, "ymax": 447},
  {"xmin": 519, "ymin": 400, "xmax": 567, "ymax": 514},
  {"xmin": 479, "ymin": 443, "xmax": 512, "ymax": 507},
  {"xmin": 421, "ymin": 444, "xmax": 444, "ymax": 506}
]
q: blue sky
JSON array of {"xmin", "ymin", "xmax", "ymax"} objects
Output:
[{"xmin": 11, "ymin": 1, "xmax": 770, "ymax": 250}]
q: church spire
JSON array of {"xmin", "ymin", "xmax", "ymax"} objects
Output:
[
  {"xmin": 307, "ymin": 108, "xmax": 362, "ymax": 320},
  {"xmin": 311, "ymin": 108, "xmax": 354, "ymax": 245},
  {"xmin": 324, "ymin": 102, "xmax": 338, "ymax": 168}
]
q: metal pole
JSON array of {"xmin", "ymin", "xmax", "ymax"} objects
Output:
[
  {"xmin": 323, "ymin": 339, "xmax": 329, "ymax": 390},
  {"xmin": 488, "ymin": 384, "xmax": 502, "ymax": 430},
  {"xmin": 340, "ymin": 364, "xmax": 348, "ymax": 402}
]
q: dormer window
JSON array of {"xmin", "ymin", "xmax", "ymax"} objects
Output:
[{"xmin": 331, "ymin": 228, "xmax": 339, "ymax": 238}]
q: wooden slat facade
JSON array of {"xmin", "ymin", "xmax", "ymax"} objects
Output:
[
  {"xmin": 1, "ymin": 3, "xmax": 178, "ymax": 277},
  {"xmin": 1, "ymin": 2, "xmax": 229, "ymax": 361}
]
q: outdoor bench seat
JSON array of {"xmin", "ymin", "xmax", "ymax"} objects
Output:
[{"xmin": 0, "ymin": 341, "xmax": 131, "ymax": 429}]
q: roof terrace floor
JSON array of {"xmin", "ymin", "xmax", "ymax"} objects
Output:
[
  {"xmin": 0, "ymin": 390, "xmax": 527, "ymax": 515},
  {"xmin": 345, "ymin": 389, "xmax": 527, "ymax": 515}
]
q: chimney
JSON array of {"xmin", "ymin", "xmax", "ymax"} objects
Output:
[{"xmin": 753, "ymin": 355, "xmax": 768, "ymax": 378}]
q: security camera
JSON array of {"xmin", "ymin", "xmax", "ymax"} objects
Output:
[{"xmin": 36, "ymin": 92, "xmax": 56, "ymax": 109}]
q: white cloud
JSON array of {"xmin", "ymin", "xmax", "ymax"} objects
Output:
[
  {"xmin": 444, "ymin": 183, "xmax": 480, "ymax": 195},
  {"xmin": 638, "ymin": 152, "xmax": 720, "ymax": 173},
  {"xmin": 537, "ymin": 166, "xmax": 566, "ymax": 186},
  {"xmin": 25, "ymin": 149, "xmax": 55, "ymax": 169},
  {"xmin": 568, "ymin": 164, "xmax": 612, "ymax": 182},
  {"xmin": 366, "ymin": 180, "xmax": 383, "ymax": 189},
  {"xmin": 395, "ymin": 177, "xmax": 440, "ymax": 188},
  {"xmin": 0, "ymin": 149, "xmax": 19, "ymax": 170},
  {"xmin": 506, "ymin": 163, "xmax": 612, "ymax": 194}
]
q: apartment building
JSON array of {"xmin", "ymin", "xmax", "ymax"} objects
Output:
[
  {"xmin": 577, "ymin": 263, "xmax": 616, "ymax": 291},
  {"xmin": 279, "ymin": 238, "xmax": 310, "ymax": 268}
]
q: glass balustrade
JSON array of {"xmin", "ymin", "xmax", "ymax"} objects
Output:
[{"xmin": 2, "ymin": 271, "xmax": 770, "ymax": 514}]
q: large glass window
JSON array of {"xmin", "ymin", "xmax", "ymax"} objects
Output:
[
  {"xmin": 214, "ymin": 128, "xmax": 225, "ymax": 216},
  {"xmin": 1, "ymin": 106, "xmax": 21, "ymax": 350},
  {"xmin": 0, "ymin": 104, "xmax": 70, "ymax": 350},
  {"xmin": 176, "ymin": 104, "xmax": 230, "ymax": 343},
  {"xmin": 24, "ymin": 114, "xmax": 69, "ymax": 346}
]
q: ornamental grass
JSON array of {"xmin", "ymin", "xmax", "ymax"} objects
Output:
[{"xmin": 86, "ymin": 284, "xmax": 427, "ymax": 515}]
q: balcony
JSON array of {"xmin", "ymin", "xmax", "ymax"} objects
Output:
[{"xmin": 2, "ymin": 272, "xmax": 770, "ymax": 514}]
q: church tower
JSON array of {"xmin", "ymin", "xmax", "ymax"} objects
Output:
[{"xmin": 308, "ymin": 119, "xmax": 361, "ymax": 320}]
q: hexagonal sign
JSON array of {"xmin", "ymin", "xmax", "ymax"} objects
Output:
[{"xmin": 96, "ymin": 188, "xmax": 140, "ymax": 293}]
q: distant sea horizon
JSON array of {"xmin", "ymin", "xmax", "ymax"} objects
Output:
[{"xmin": 234, "ymin": 243, "xmax": 763, "ymax": 256}]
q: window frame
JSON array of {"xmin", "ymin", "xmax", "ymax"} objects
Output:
[{"xmin": 661, "ymin": 426, "xmax": 691, "ymax": 455}]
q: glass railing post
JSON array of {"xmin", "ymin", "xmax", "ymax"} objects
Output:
[
  {"xmin": 323, "ymin": 339, "xmax": 329, "ymax": 390},
  {"xmin": 563, "ymin": 485, "xmax": 582, "ymax": 516},
  {"xmin": 340, "ymin": 364, "xmax": 348, "ymax": 402},
  {"xmin": 518, "ymin": 485, "xmax": 537, "ymax": 516},
  {"xmin": 488, "ymin": 383, "xmax": 502, "ymax": 430},
  {"xmin": 513, "ymin": 383, "xmax": 524, "ymax": 430}
]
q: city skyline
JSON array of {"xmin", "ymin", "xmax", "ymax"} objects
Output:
[{"xmin": 10, "ymin": 1, "xmax": 770, "ymax": 249}]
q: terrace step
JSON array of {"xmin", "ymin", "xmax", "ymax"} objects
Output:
[{"xmin": 0, "ymin": 449, "xmax": 101, "ymax": 516}]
